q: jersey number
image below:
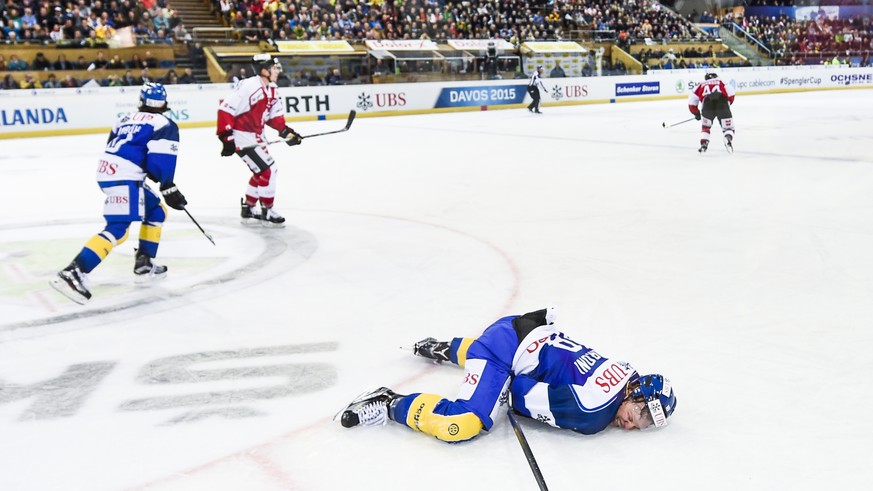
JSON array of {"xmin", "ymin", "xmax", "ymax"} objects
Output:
[{"xmin": 106, "ymin": 131, "xmax": 135, "ymax": 154}]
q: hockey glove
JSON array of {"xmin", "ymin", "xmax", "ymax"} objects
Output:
[
  {"xmin": 694, "ymin": 113, "xmax": 701, "ymax": 121},
  {"xmin": 278, "ymin": 127, "xmax": 303, "ymax": 146},
  {"xmin": 161, "ymin": 182, "xmax": 187, "ymax": 210},
  {"xmin": 218, "ymin": 131, "xmax": 236, "ymax": 157}
]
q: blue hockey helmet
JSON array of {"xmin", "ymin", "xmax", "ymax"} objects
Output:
[
  {"xmin": 632, "ymin": 374, "xmax": 676, "ymax": 429},
  {"xmin": 139, "ymin": 82, "xmax": 168, "ymax": 110}
]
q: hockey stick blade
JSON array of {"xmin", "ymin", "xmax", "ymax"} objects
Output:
[
  {"xmin": 183, "ymin": 208, "xmax": 216, "ymax": 246},
  {"xmin": 300, "ymin": 110, "xmax": 356, "ymax": 139}
]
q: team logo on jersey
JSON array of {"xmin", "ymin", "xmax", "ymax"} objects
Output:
[{"xmin": 356, "ymin": 92, "xmax": 374, "ymax": 111}]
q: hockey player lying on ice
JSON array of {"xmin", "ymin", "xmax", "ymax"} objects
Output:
[{"xmin": 338, "ymin": 307, "xmax": 677, "ymax": 442}]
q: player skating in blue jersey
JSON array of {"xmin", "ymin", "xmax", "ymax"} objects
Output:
[
  {"xmin": 50, "ymin": 83, "xmax": 188, "ymax": 304},
  {"xmin": 338, "ymin": 307, "xmax": 677, "ymax": 442}
]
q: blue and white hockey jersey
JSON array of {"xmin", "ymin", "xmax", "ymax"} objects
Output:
[
  {"xmin": 96, "ymin": 111, "xmax": 180, "ymax": 188},
  {"xmin": 509, "ymin": 325, "xmax": 640, "ymax": 434}
]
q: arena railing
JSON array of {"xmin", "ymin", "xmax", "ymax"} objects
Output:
[{"xmin": 721, "ymin": 21, "xmax": 772, "ymax": 58}]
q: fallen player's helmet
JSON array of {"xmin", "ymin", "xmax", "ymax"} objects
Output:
[
  {"xmin": 253, "ymin": 53, "xmax": 280, "ymax": 74},
  {"xmin": 139, "ymin": 82, "xmax": 167, "ymax": 109},
  {"xmin": 632, "ymin": 374, "xmax": 676, "ymax": 428},
  {"xmin": 705, "ymin": 72, "xmax": 718, "ymax": 80}
]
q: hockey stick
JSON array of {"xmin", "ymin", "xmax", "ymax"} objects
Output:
[
  {"xmin": 299, "ymin": 109, "xmax": 356, "ymax": 139},
  {"xmin": 507, "ymin": 408, "xmax": 550, "ymax": 491},
  {"xmin": 662, "ymin": 117, "xmax": 696, "ymax": 129},
  {"xmin": 183, "ymin": 208, "xmax": 216, "ymax": 246},
  {"xmin": 239, "ymin": 110, "xmax": 357, "ymax": 150}
]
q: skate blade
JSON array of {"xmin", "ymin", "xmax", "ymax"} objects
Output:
[
  {"xmin": 333, "ymin": 386, "xmax": 381, "ymax": 422},
  {"xmin": 261, "ymin": 221, "xmax": 286, "ymax": 229},
  {"xmin": 724, "ymin": 142, "xmax": 734, "ymax": 154},
  {"xmin": 134, "ymin": 272, "xmax": 168, "ymax": 285},
  {"xmin": 49, "ymin": 278, "xmax": 89, "ymax": 305},
  {"xmin": 241, "ymin": 217, "xmax": 263, "ymax": 226}
]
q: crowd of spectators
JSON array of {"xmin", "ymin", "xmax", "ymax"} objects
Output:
[
  {"xmin": 0, "ymin": 48, "xmax": 198, "ymax": 88},
  {"xmin": 0, "ymin": 65, "xmax": 197, "ymax": 88},
  {"xmin": 716, "ymin": 8, "xmax": 872, "ymax": 66},
  {"xmin": 0, "ymin": 0, "xmax": 186, "ymax": 47},
  {"xmin": 212, "ymin": 0, "xmax": 710, "ymax": 45},
  {"xmin": 739, "ymin": 1, "xmax": 870, "ymax": 6},
  {"xmin": 8, "ymin": 0, "xmax": 869, "ymax": 89},
  {"xmin": 636, "ymin": 44, "xmax": 753, "ymax": 70},
  {"xmin": 206, "ymin": 0, "xmax": 717, "ymax": 82},
  {"xmin": 0, "ymin": 0, "xmax": 184, "ymax": 46},
  {"xmin": 0, "ymin": 49, "xmax": 164, "ymax": 70}
]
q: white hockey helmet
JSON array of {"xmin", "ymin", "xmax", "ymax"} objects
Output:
[{"xmin": 252, "ymin": 54, "xmax": 281, "ymax": 75}]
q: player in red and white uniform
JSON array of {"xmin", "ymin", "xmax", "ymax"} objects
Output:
[
  {"xmin": 688, "ymin": 72, "xmax": 736, "ymax": 153},
  {"xmin": 217, "ymin": 54, "xmax": 302, "ymax": 226}
]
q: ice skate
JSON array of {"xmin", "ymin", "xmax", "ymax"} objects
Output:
[
  {"xmin": 698, "ymin": 141, "xmax": 709, "ymax": 153},
  {"xmin": 240, "ymin": 198, "xmax": 262, "ymax": 226},
  {"xmin": 724, "ymin": 134, "xmax": 734, "ymax": 154},
  {"xmin": 413, "ymin": 337, "xmax": 451, "ymax": 364},
  {"xmin": 261, "ymin": 207, "xmax": 286, "ymax": 228},
  {"xmin": 336, "ymin": 387, "xmax": 397, "ymax": 428},
  {"xmin": 134, "ymin": 253, "xmax": 167, "ymax": 283},
  {"xmin": 50, "ymin": 263, "xmax": 91, "ymax": 304}
]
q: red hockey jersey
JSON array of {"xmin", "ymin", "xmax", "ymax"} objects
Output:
[
  {"xmin": 217, "ymin": 76, "xmax": 285, "ymax": 137},
  {"xmin": 688, "ymin": 77, "xmax": 735, "ymax": 112}
]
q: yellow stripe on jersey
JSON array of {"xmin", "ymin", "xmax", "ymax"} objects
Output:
[
  {"xmin": 404, "ymin": 394, "xmax": 483, "ymax": 443},
  {"xmin": 139, "ymin": 223, "xmax": 163, "ymax": 243},
  {"xmin": 456, "ymin": 337, "xmax": 475, "ymax": 367},
  {"xmin": 115, "ymin": 229, "xmax": 130, "ymax": 245},
  {"xmin": 83, "ymin": 234, "xmax": 115, "ymax": 260}
]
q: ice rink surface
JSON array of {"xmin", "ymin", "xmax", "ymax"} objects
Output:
[{"xmin": 2, "ymin": 89, "xmax": 872, "ymax": 490}]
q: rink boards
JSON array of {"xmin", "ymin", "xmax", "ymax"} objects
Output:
[{"xmin": 1, "ymin": 65, "xmax": 871, "ymax": 139}]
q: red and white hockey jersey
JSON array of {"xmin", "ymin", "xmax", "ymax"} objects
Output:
[
  {"xmin": 217, "ymin": 76, "xmax": 286, "ymax": 142},
  {"xmin": 688, "ymin": 77, "xmax": 735, "ymax": 111}
]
